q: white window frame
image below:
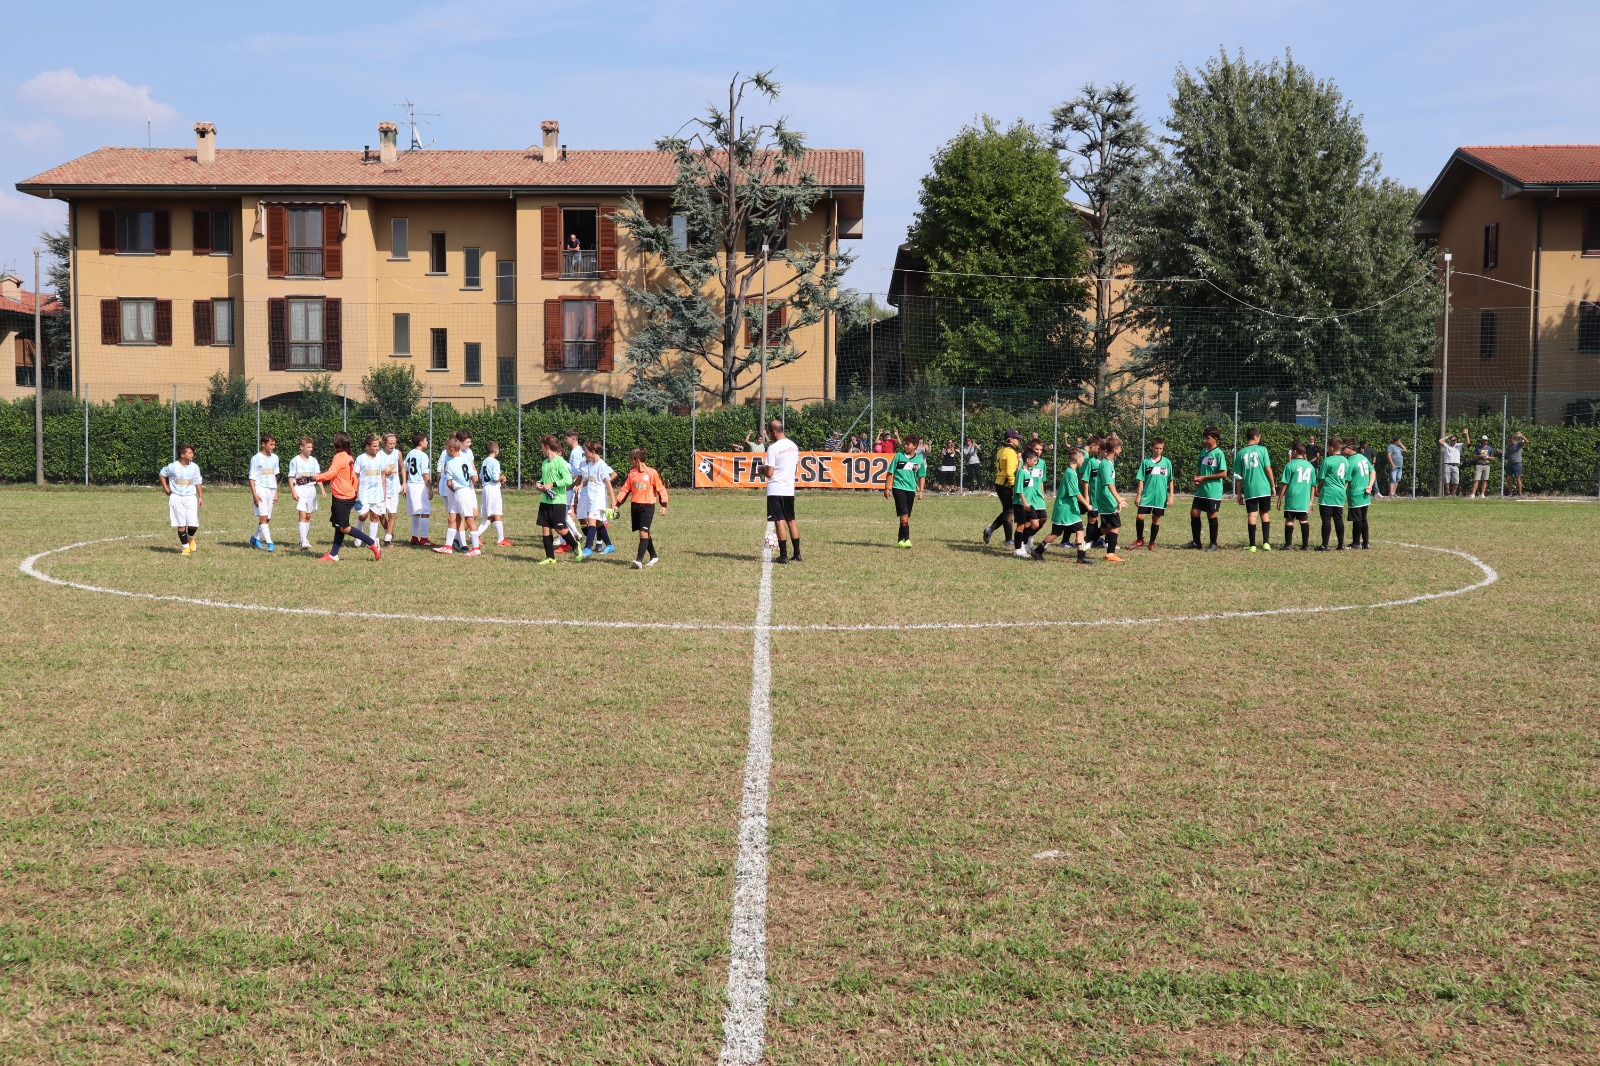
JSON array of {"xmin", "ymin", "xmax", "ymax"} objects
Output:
[{"xmin": 212, "ymin": 298, "xmax": 235, "ymax": 346}]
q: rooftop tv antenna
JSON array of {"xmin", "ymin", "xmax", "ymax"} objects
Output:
[{"xmin": 398, "ymin": 99, "xmax": 439, "ymax": 150}]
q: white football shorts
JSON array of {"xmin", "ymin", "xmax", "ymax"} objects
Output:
[
  {"xmin": 359, "ymin": 494, "xmax": 389, "ymax": 517},
  {"xmin": 168, "ymin": 495, "xmax": 199, "ymax": 528},
  {"xmin": 384, "ymin": 488, "xmax": 400, "ymax": 515},
  {"xmin": 481, "ymin": 484, "xmax": 504, "ymax": 517},
  {"xmin": 253, "ymin": 494, "xmax": 275, "ymax": 519},
  {"xmin": 451, "ymin": 485, "xmax": 478, "ymax": 517},
  {"xmin": 292, "ymin": 484, "xmax": 318, "ymax": 514},
  {"xmin": 406, "ymin": 481, "xmax": 430, "ymax": 515}
]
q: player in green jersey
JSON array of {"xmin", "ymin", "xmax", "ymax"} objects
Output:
[
  {"xmin": 1033, "ymin": 446, "xmax": 1093, "ymax": 564},
  {"xmin": 1276, "ymin": 443, "xmax": 1316, "ymax": 550},
  {"xmin": 1342, "ymin": 440, "xmax": 1376, "ymax": 550},
  {"xmin": 1182, "ymin": 426, "xmax": 1229, "ymax": 551},
  {"xmin": 1132, "ymin": 437, "xmax": 1175, "ymax": 550},
  {"xmin": 1231, "ymin": 427, "xmax": 1276, "ymax": 552},
  {"xmin": 1090, "ymin": 435, "xmax": 1126, "ymax": 562},
  {"xmin": 1081, "ymin": 433, "xmax": 1104, "ymax": 547},
  {"xmin": 1313, "ymin": 437, "xmax": 1351, "ymax": 551},
  {"xmin": 884, "ymin": 436, "xmax": 927, "ymax": 548},
  {"xmin": 1010, "ymin": 444, "xmax": 1048, "ymax": 558}
]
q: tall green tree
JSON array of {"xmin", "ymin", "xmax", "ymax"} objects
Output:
[
  {"xmin": 614, "ymin": 70, "xmax": 854, "ymax": 408},
  {"xmin": 39, "ymin": 229, "xmax": 72, "ymax": 384},
  {"xmin": 906, "ymin": 118, "xmax": 1090, "ymax": 391},
  {"xmin": 1050, "ymin": 82, "xmax": 1155, "ymax": 407},
  {"xmin": 1129, "ymin": 50, "xmax": 1438, "ymax": 402}
]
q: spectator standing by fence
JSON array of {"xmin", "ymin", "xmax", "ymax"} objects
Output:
[
  {"xmin": 937, "ymin": 441, "xmax": 959, "ymax": 491},
  {"xmin": 1386, "ymin": 438, "xmax": 1406, "ymax": 497},
  {"xmin": 1469, "ymin": 436, "xmax": 1496, "ymax": 498},
  {"xmin": 1505, "ymin": 432, "xmax": 1526, "ymax": 496},
  {"xmin": 1439, "ymin": 433, "xmax": 1463, "ymax": 496},
  {"xmin": 963, "ymin": 437, "xmax": 981, "ymax": 490}
]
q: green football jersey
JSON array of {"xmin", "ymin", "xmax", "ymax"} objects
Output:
[
  {"xmin": 1051, "ymin": 466, "xmax": 1083, "ymax": 525},
  {"xmin": 1091, "ymin": 456, "xmax": 1120, "ymax": 513},
  {"xmin": 890, "ymin": 451, "xmax": 926, "ymax": 492},
  {"xmin": 1083, "ymin": 453, "xmax": 1102, "ymax": 506},
  {"xmin": 1195, "ymin": 446, "xmax": 1229, "ymax": 499},
  {"xmin": 1014, "ymin": 461, "xmax": 1047, "ymax": 509},
  {"xmin": 540, "ymin": 456, "xmax": 572, "ymax": 503},
  {"xmin": 1280, "ymin": 458, "xmax": 1315, "ymax": 511},
  {"xmin": 1317, "ymin": 454, "xmax": 1350, "ymax": 507},
  {"xmin": 1346, "ymin": 454, "xmax": 1374, "ymax": 506},
  {"xmin": 1137, "ymin": 456, "xmax": 1174, "ymax": 508},
  {"xmin": 1233, "ymin": 443, "xmax": 1274, "ymax": 499}
]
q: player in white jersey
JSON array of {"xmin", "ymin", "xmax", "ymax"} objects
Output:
[
  {"xmin": 433, "ymin": 436, "xmax": 482, "ymax": 555},
  {"xmin": 159, "ymin": 445, "xmax": 204, "ymax": 555},
  {"xmin": 575, "ymin": 440, "xmax": 617, "ymax": 558},
  {"xmin": 286, "ymin": 436, "xmax": 322, "ymax": 549},
  {"xmin": 404, "ymin": 432, "xmax": 433, "ymax": 545},
  {"xmin": 436, "ymin": 442, "xmax": 455, "ymax": 518},
  {"xmin": 352, "ymin": 434, "xmax": 389, "ymax": 542},
  {"xmin": 561, "ymin": 429, "xmax": 585, "ymax": 548},
  {"xmin": 378, "ymin": 433, "xmax": 402, "ymax": 544},
  {"xmin": 480, "ymin": 441, "xmax": 509, "ymax": 546},
  {"xmin": 247, "ymin": 435, "xmax": 280, "ymax": 552}
]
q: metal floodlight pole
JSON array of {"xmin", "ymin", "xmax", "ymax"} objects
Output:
[
  {"xmin": 1501, "ymin": 393, "xmax": 1508, "ymax": 498},
  {"xmin": 1233, "ymin": 391, "xmax": 1240, "ymax": 454},
  {"xmin": 1323, "ymin": 394, "xmax": 1330, "ymax": 453},
  {"xmin": 958, "ymin": 387, "xmax": 966, "ymax": 492},
  {"xmin": 869, "ymin": 383, "xmax": 875, "ymax": 443},
  {"xmin": 516, "ymin": 385, "xmax": 523, "ymax": 490},
  {"xmin": 1439, "ymin": 252, "xmax": 1453, "ymax": 497},
  {"xmin": 759, "ymin": 243, "xmax": 770, "ymax": 432},
  {"xmin": 690, "ymin": 398, "xmax": 698, "ymax": 489},
  {"xmin": 33, "ymin": 248, "xmax": 44, "ymax": 486},
  {"xmin": 1140, "ymin": 387, "xmax": 1148, "ymax": 456},
  {"xmin": 171, "ymin": 383, "xmax": 177, "ymax": 459},
  {"xmin": 1052, "ymin": 390, "xmax": 1060, "ymax": 473},
  {"xmin": 1412, "ymin": 393, "xmax": 1419, "ymax": 499}
]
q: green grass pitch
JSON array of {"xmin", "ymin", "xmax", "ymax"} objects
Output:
[{"xmin": 0, "ymin": 485, "xmax": 1595, "ymax": 1063}]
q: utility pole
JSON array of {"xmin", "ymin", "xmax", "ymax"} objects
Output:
[
  {"xmin": 1439, "ymin": 252, "xmax": 1452, "ymax": 498},
  {"xmin": 758, "ymin": 243, "xmax": 770, "ymax": 431},
  {"xmin": 33, "ymin": 248, "xmax": 44, "ymax": 485}
]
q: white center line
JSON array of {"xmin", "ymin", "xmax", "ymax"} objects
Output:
[{"xmin": 718, "ymin": 523, "xmax": 776, "ymax": 1065}]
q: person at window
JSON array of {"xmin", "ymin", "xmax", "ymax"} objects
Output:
[{"xmin": 567, "ymin": 233, "xmax": 583, "ymax": 252}]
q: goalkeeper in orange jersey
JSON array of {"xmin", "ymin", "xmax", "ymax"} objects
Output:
[{"xmin": 614, "ymin": 447, "xmax": 670, "ymax": 569}]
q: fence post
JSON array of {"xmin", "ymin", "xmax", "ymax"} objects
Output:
[
  {"xmin": 1411, "ymin": 393, "xmax": 1419, "ymax": 499},
  {"xmin": 781, "ymin": 385, "xmax": 786, "ymax": 429},
  {"xmin": 869, "ymin": 384, "xmax": 875, "ymax": 443},
  {"xmin": 171, "ymin": 383, "xmax": 178, "ymax": 460},
  {"xmin": 1052, "ymin": 390, "xmax": 1060, "ymax": 474},
  {"xmin": 1323, "ymin": 394, "xmax": 1331, "ymax": 453},
  {"xmin": 958, "ymin": 387, "xmax": 966, "ymax": 492},
  {"xmin": 83, "ymin": 383, "xmax": 90, "ymax": 486},
  {"xmin": 1500, "ymin": 393, "xmax": 1508, "ymax": 498},
  {"xmin": 1233, "ymin": 391, "xmax": 1239, "ymax": 453},
  {"xmin": 427, "ymin": 385, "xmax": 434, "ymax": 466},
  {"xmin": 255, "ymin": 383, "xmax": 261, "ymax": 450},
  {"xmin": 342, "ymin": 384, "xmax": 348, "ymax": 432},
  {"xmin": 1140, "ymin": 387, "xmax": 1148, "ymax": 457},
  {"xmin": 516, "ymin": 385, "xmax": 523, "ymax": 491},
  {"xmin": 601, "ymin": 386, "xmax": 609, "ymax": 454},
  {"xmin": 690, "ymin": 398, "xmax": 698, "ymax": 489}
]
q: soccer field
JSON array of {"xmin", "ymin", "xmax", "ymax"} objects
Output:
[{"xmin": 1, "ymin": 486, "xmax": 1596, "ymax": 1064}]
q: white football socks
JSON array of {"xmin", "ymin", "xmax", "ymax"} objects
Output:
[
  {"xmin": 420, "ymin": 516, "xmax": 429, "ymax": 538},
  {"xmin": 471, "ymin": 530, "xmax": 481, "ymax": 548},
  {"xmin": 298, "ymin": 521, "xmax": 310, "ymax": 545},
  {"xmin": 493, "ymin": 520, "xmax": 504, "ymax": 541},
  {"xmin": 259, "ymin": 523, "xmax": 273, "ymax": 544}
]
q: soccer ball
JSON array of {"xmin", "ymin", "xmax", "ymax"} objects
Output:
[{"xmin": 763, "ymin": 529, "xmax": 779, "ymax": 550}]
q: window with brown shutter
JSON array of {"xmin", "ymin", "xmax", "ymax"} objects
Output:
[
  {"xmin": 544, "ymin": 298, "xmax": 563, "ymax": 369},
  {"xmin": 745, "ymin": 303, "xmax": 786, "ymax": 346},
  {"xmin": 541, "ymin": 206, "xmax": 561, "ymax": 279},
  {"xmin": 322, "ymin": 206, "xmax": 343, "ymax": 279},
  {"xmin": 153, "ymin": 211, "xmax": 171, "ymax": 255},
  {"xmin": 99, "ymin": 210, "xmax": 116, "ymax": 254},
  {"xmin": 100, "ymin": 299, "xmax": 120, "ymax": 344},
  {"xmin": 193, "ymin": 210, "xmax": 212, "ymax": 255},
  {"xmin": 596, "ymin": 300, "xmax": 615, "ymax": 371},
  {"xmin": 1483, "ymin": 223, "xmax": 1498, "ymax": 270},
  {"xmin": 267, "ymin": 298, "xmax": 288, "ymax": 369},
  {"xmin": 154, "ymin": 300, "xmax": 173, "ymax": 345},
  {"xmin": 193, "ymin": 300, "xmax": 215, "ymax": 346},
  {"xmin": 322, "ymin": 298, "xmax": 342, "ymax": 370},
  {"xmin": 15, "ymin": 336, "xmax": 35, "ymax": 388},
  {"xmin": 1585, "ymin": 210, "xmax": 1600, "ymax": 257},
  {"xmin": 597, "ymin": 210, "xmax": 618, "ymax": 278},
  {"xmin": 266, "ymin": 205, "xmax": 288, "ymax": 277}
]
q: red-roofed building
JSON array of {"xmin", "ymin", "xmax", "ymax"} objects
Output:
[
  {"xmin": 0, "ymin": 273, "xmax": 65, "ymax": 398},
  {"xmin": 15, "ymin": 120, "xmax": 864, "ymax": 409},
  {"xmin": 1413, "ymin": 146, "xmax": 1600, "ymax": 423}
]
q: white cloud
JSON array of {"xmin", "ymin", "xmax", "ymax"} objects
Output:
[
  {"xmin": 14, "ymin": 69, "xmax": 176, "ymax": 124},
  {"xmin": 0, "ymin": 108, "xmax": 59, "ymax": 145}
]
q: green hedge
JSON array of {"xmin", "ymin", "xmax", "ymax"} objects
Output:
[{"xmin": 3, "ymin": 396, "xmax": 1597, "ymax": 494}]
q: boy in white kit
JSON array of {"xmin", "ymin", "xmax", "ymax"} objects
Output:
[
  {"xmin": 433, "ymin": 436, "xmax": 482, "ymax": 555},
  {"xmin": 480, "ymin": 440, "xmax": 510, "ymax": 546},
  {"xmin": 405, "ymin": 432, "xmax": 433, "ymax": 545},
  {"xmin": 287, "ymin": 436, "xmax": 322, "ymax": 550},
  {"xmin": 575, "ymin": 439, "xmax": 617, "ymax": 558},
  {"xmin": 564, "ymin": 429, "xmax": 585, "ymax": 548},
  {"xmin": 353, "ymin": 434, "xmax": 389, "ymax": 541},
  {"xmin": 248, "ymin": 434, "xmax": 280, "ymax": 552},
  {"xmin": 379, "ymin": 433, "xmax": 402, "ymax": 544},
  {"xmin": 159, "ymin": 445, "xmax": 204, "ymax": 555}
]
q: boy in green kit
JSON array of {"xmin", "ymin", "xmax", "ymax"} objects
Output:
[
  {"xmin": 1011, "ymin": 445, "xmax": 1048, "ymax": 558},
  {"xmin": 1313, "ymin": 437, "xmax": 1351, "ymax": 552},
  {"xmin": 1277, "ymin": 443, "xmax": 1316, "ymax": 549},
  {"xmin": 1343, "ymin": 440, "xmax": 1375, "ymax": 550},
  {"xmin": 1033, "ymin": 446, "xmax": 1093, "ymax": 565},
  {"xmin": 1132, "ymin": 437, "xmax": 1174, "ymax": 550},
  {"xmin": 1091, "ymin": 435, "xmax": 1126, "ymax": 562},
  {"xmin": 1232, "ymin": 427, "xmax": 1276, "ymax": 552},
  {"xmin": 885, "ymin": 435, "xmax": 927, "ymax": 548},
  {"xmin": 1182, "ymin": 427, "xmax": 1229, "ymax": 551}
]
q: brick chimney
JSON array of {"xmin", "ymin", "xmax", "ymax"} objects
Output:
[
  {"xmin": 194, "ymin": 122, "xmax": 216, "ymax": 165},
  {"xmin": 378, "ymin": 121, "xmax": 399, "ymax": 164},
  {"xmin": 0, "ymin": 274, "xmax": 20, "ymax": 301},
  {"xmin": 540, "ymin": 119, "xmax": 559, "ymax": 163}
]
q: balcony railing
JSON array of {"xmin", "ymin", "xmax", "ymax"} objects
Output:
[
  {"xmin": 288, "ymin": 249, "xmax": 324, "ymax": 277},
  {"xmin": 562, "ymin": 341, "xmax": 598, "ymax": 371},
  {"xmin": 562, "ymin": 249, "xmax": 598, "ymax": 278}
]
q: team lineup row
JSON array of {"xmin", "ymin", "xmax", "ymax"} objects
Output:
[{"xmin": 157, "ymin": 427, "xmax": 671, "ymax": 568}]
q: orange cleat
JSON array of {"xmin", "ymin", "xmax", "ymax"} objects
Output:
[{"xmin": 1105, "ymin": 553, "xmax": 1126, "ymax": 563}]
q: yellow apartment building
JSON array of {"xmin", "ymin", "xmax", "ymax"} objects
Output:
[
  {"xmin": 16, "ymin": 120, "xmax": 864, "ymax": 409},
  {"xmin": 1412, "ymin": 145, "xmax": 1600, "ymax": 423}
]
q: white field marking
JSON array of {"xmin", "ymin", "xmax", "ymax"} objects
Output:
[
  {"xmin": 718, "ymin": 521, "xmax": 775, "ymax": 1065},
  {"xmin": 18, "ymin": 535, "xmax": 1498, "ymax": 633}
]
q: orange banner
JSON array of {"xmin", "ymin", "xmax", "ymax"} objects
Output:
[{"xmin": 693, "ymin": 451, "xmax": 894, "ymax": 490}]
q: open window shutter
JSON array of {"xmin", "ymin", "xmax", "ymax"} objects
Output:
[
  {"xmin": 192, "ymin": 210, "xmax": 212, "ymax": 255},
  {"xmin": 598, "ymin": 210, "xmax": 618, "ymax": 277},
  {"xmin": 266, "ymin": 205, "xmax": 288, "ymax": 278},
  {"xmin": 154, "ymin": 300, "xmax": 173, "ymax": 345},
  {"xmin": 153, "ymin": 211, "xmax": 171, "ymax": 255},
  {"xmin": 322, "ymin": 298, "xmax": 342, "ymax": 370},
  {"xmin": 322, "ymin": 206, "xmax": 343, "ymax": 278},
  {"xmin": 193, "ymin": 300, "xmax": 214, "ymax": 346},
  {"xmin": 541, "ymin": 206, "xmax": 561, "ymax": 278},
  {"xmin": 267, "ymin": 298, "xmax": 287, "ymax": 370},
  {"xmin": 101, "ymin": 299, "xmax": 120, "ymax": 344},
  {"xmin": 99, "ymin": 210, "xmax": 117, "ymax": 254},
  {"xmin": 597, "ymin": 300, "xmax": 615, "ymax": 371},
  {"xmin": 16, "ymin": 336, "xmax": 35, "ymax": 371},
  {"xmin": 544, "ymin": 298, "xmax": 563, "ymax": 370}
]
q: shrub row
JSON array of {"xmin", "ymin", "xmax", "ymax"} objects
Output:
[{"xmin": 2, "ymin": 396, "xmax": 1597, "ymax": 494}]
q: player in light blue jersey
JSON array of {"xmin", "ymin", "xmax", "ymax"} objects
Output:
[
  {"xmin": 287, "ymin": 436, "xmax": 322, "ymax": 550},
  {"xmin": 378, "ymin": 432, "xmax": 403, "ymax": 545},
  {"xmin": 564, "ymin": 428, "xmax": 586, "ymax": 547},
  {"xmin": 479, "ymin": 441, "xmax": 509, "ymax": 546},
  {"xmin": 159, "ymin": 444, "xmax": 204, "ymax": 554},
  {"xmin": 404, "ymin": 431, "xmax": 433, "ymax": 545},
  {"xmin": 434, "ymin": 436, "xmax": 483, "ymax": 555},
  {"xmin": 248, "ymin": 435, "xmax": 280, "ymax": 552},
  {"xmin": 352, "ymin": 434, "xmax": 389, "ymax": 543}
]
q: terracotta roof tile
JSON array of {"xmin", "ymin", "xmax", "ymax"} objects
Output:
[
  {"xmin": 0, "ymin": 289, "xmax": 61, "ymax": 316},
  {"xmin": 1458, "ymin": 145, "xmax": 1600, "ymax": 185},
  {"xmin": 17, "ymin": 147, "xmax": 864, "ymax": 193}
]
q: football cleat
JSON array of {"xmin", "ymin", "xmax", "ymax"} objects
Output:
[
  {"xmin": 497, "ymin": 539, "xmax": 513, "ymax": 547},
  {"xmin": 466, "ymin": 547, "xmax": 482, "ymax": 556},
  {"xmin": 432, "ymin": 545, "xmax": 454, "ymax": 555},
  {"xmin": 646, "ymin": 556, "xmax": 659, "ymax": 567},
  {"xmin": 249, "ymin": 535, "xmax": 261, "ymax": 550},
  {"xmin": 981, "ymin": 526, "xmax": 992, "ymax": 545},
  {"xmin": 601, "ymin": 544, "xmax": 617, "ymax": 554},
  {"xmin": 1105, "ymin": 553, "xmax": 1125, "ymax": 563},
  {"xmin": 264, "ymin": 542, "xmax": 276, "ymax": 552},
  {"xmin": 1130, "ymin": 539, "xmax": 1146, "ymax": 548},
  {"xmin": 537, "ymin": 557, "xmax": 558, "ymax": 566},
  {"xmin": 318, "ymin": 553, "xmax": 339, "ymax": 562},
  {"xmin": 369, "ymin": 545, "xmax": 382, "ymax": 562},
  {"xmin": 631, "ymin": 560, "xmax": 644, "ymax": 570}
]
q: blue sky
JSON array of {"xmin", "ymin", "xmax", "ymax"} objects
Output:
[{"xmin": 4, "ymin": 0, "xmax": 1600, "ymax": 291}]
